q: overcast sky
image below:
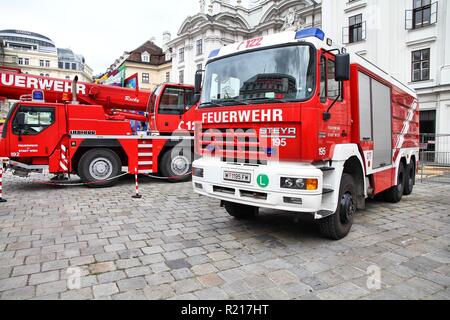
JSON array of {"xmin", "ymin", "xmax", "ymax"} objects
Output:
[{"xmin": 1, "ymin": 0, "xmax": 206, "ymax": 74}]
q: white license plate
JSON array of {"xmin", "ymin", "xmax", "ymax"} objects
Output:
[{"xmin": 223, "ymin": 171, "xmax": 252, "ymax": 183}]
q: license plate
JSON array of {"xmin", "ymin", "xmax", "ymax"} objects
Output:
[{"xmin": 224, "ymin": 171, "xmax": 252, "ymax": 183}]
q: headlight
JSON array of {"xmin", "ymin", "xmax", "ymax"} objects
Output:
[
  {"xmin": 193, "ymin": 167, "xmax": 204, "ymax": 178},
  {"xmin": 281, "ymin": 177, "xmax": 318, "ymax": 190}
]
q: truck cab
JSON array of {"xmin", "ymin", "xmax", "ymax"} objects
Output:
[
  {"xmin": 147, "ymin": 83, "xmax": 197, "ymax": 134},
  {"xmin": 192, "ymin": 28, "xmax": 419, "ymax": 240}
]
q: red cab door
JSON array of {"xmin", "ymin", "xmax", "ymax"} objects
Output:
[{"xmin": 8, "ymin": 104, "xmax": 60, "ymax": 161}]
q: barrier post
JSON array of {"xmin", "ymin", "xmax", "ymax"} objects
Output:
[
  {"xmin": 132, "ymin": 167, "xmax": 142, "ymax": 199},
  {"xmin": 0, "ymin": 164, "xmax": 7, "ymax": 203}
]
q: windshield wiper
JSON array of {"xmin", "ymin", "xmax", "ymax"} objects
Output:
[
  {"xmin": 200, "ymin": 101, "xmax": 224, "ymax": 108},
  {"xmin": 245, "ymin": 97, "xmax": 286, "ymax": 104},
  {"xmin": 215, "ymin": 99, "xmax": 249, "ymax": 106}
]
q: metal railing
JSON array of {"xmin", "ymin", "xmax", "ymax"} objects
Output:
[{"xmin": 420, "ymin": 134, "xmax": 450, "ymax": 184}]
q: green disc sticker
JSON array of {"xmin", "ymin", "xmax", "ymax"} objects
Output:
[{"xmin": 257, "ymin": 174, "xmax": 270, "ymax": 188}]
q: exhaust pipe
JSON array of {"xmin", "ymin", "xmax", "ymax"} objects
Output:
[{"xmin": 71, "ymin": 76, "xmax": 79, "ymax": 105}]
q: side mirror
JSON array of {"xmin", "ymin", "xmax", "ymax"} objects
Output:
[
  {"xmin": 194, "ymin": 70, "xmax": 203, "ymax": 94},
  {"xmin": 193, "ymin": 93, "xmax": 201, "ymax": 105},
  {"xmin": 15, "ymin": 112, "xmax": 26, "ymax": 127},
  {"xmin": 335, "ymin": 53, "xmax": 350, "ymax": 81}
]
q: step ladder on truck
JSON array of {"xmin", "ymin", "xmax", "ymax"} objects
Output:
[
  {"xmin": 0, "ymin": 68, "xmax": 199, "ymax": 187},
  {"xmin": 192, "ymin": 28, "xmax": 420, "ymax": 240}
]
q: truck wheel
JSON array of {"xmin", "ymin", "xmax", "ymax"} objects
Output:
[
  {"xmin": 404, "ymin": 162, "xmax": 416, "ymax": 196},
  {"xmin": 224, "ymin": 201, "xmax": 258, "ymax": 220},
  {"xmin": 318, "ymin": 174, "xmax": 356, "ymax": 240},
  {"xmin": 383, "ymin": 163, "xmax": 406, "ymax": 203},
  {"xmin": 160, "ymin": 148, "xmax": 192, "ymax": 182},
  {"xmin": 78, "ymin": 149, "xmax": 122, "ymax": 188}
]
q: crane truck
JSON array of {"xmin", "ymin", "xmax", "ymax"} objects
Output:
[
  {"xmin": 192, "ymin": 28, "xmax": 420, "ymax": 240},
  {"xmin": 0, "ymin": 68, "xmax": 198, "ymax": 187}
]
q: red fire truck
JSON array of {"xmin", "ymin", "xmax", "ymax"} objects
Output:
[
  {"xmin": 192, "ymin": 28, "xmax": 420, "ymax": 240},
  {"xmin": 0, "ymin": 69, "xmax": 197, "ymax": 187}
]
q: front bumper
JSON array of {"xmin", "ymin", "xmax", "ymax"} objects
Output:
[{"xmin": 192, "ymin": 158, "xmax": 325, "ymax": 213}]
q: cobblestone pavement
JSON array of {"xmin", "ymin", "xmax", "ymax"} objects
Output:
[{"xmin": 0, "ymin": 173, "xmax": 449, "ymax": 300}]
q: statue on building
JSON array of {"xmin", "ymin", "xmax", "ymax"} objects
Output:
[
  {"xmin": 199, "ymin": 0, "xmax": 206, "ymax": 13},
  {"xmin": 282, "ymin": 8, "xmax": 306, "ymax": 31}
]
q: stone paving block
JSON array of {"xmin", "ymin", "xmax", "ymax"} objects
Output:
[
  {"xmin": 171, "ymin": 278, "xmax": 203, "ymax": 294},
  {"xmin": 194, "ymin": 287, "xmax": 229, "ymax": 300},
  {"xmin": 145, "ymin": 272, "xmax": 175, "ymax": 286},
  {"xmin": 191, "ymin": 263, "xmax": 218, "ymax": 276},
  {"xmin": 165, "ymin": 259, "xmax": 192, "ymax": 270},
  {"xmin": 197, "ymin": 273, "xmax": 225, "ymax": 288},
  {"xmin": 117, "ymin": 277, "xmax": 147, "ymax": 292},
  {"xmin": 1, "ymin": 286, "xmax": 35, "ymax": 300},
  {"xmin": 124, "ymin": 266, "xmax": 152, "ymax": 278},
  {"xmin": 12, "ymin": 264, "xmax": 40, "ymax": 277},
  {"xmin": 29, "ymin": 271, "xmax": 59, "ymax": 285},
  {"xmin": 89, "ymin": 262, "xmax": 117, "ymax": 274},
  {"xmin": 268, "ymin": 270, "xmax": 300, "ymax": 285},
  {"xmin": 93, "ymin": 283, "xmax": 119, "ymax": 298},
  {"xmin": 61, "ymin": 288, "xmax": 93, "ymax": 300},
  {"xmin": 98, "ymin": 271, "xmax": 126, "ymax": 284},
  {"xmin": 35, "ymin": 280, "xmax": 67, "ymax": 297},
  {"xmin": 171, "ymin": 268, "xmax": 194, "ymax": 281},
  {"xmin": 315, "ymin": 282, "xmax": 369, "ymax": 300},
  {"xmin": 143, "ymin": 284, "xmax": 175, "ymax": 300}
]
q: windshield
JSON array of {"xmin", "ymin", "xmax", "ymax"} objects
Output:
[{"xmin": 201, "ymin": 44, "xmax": 315, "ymax": 107}]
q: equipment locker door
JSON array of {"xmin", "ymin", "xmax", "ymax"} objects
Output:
[
  {"xmin": 8, "ymin": 104, "xmax": 60, "ymax": 159},
  {"xmin": 358, "ymin": 72, "xmax": 392, "ymax": 169}
]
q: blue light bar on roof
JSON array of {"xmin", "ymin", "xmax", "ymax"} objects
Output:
[
  {"xmin": 32, "ymin": 90, "xmax": 45, "ymax": 102},
  {"xmin": 208, "ymin": 49, "xmax": 220, "ymax": 58},
  {"xmin": 295, "ymin": 28, "xmax": 325, "ymax": 41}
]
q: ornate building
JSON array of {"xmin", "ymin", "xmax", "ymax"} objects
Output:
[{"xmin": 167, "ymin": 0, "xmax": 322, "ymax": 85}]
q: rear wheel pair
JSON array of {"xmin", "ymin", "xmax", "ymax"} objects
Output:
[{"xmin": 383, "ymin": 161, "xmax": 415, "ymax": 203}]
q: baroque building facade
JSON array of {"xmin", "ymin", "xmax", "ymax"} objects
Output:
[{"xmin": 167, "ymin": 0, "xmax": 322, "ymax": 85}]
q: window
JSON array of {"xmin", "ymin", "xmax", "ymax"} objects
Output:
[
  {"xmin": 166, "ymin": 72, "xmax": 170, "ymax": 82},
  {"xmin": 65, "ymin": 62, "xmax": 70, "ymax": 70},
  {"xmin": 71, "ymin": 63, "xmax": 76, "ymax": 70},
  {"xmin": 12, "ymin": 106, "xmax": 56, "ymax": 135},
  {"xmin": 45, "ymin": 60, "xmax": 50, "ymax": 68},
  {"xmin": 40, "ymin": 60, "xmax": 44, "ymax": 67},
  {"xmin": 58, "ymin": 62, "xmax": 63, "ymax": 69},
  {"xmin": 179, "ymin": 48, "xmax": 185, "ymax": 63},
  {"xmin": 197, "ymin": 63, "xmax": 203, "ymax": 71},
  {"xmin": 320, "ymin": 55, "xmax": 342, "ymax": 103},
  {"xmin": 196, "ymin": 39, "xmax": 203, "ymax": 56},
  {"xmin": 45, "ymin": 74, "xmax": 49, "ymax": 77},
  {"xmin": 18, "ymin": 58, "xmax": 23, "ymax": 65},
  {"xmin": 320, "ymin": 56, "xmax": 327, "ymax": 103},
  {"xmin": 412, "ymin": 49, "xmax": 430, "ymax": 82},
  {"xmin": 65, "ymin": 76, "xmax": 70, "ymax": 80},
  {"xmin": 142, "ymin": 73, "xmax": 150, "ymax": 84},
  {"xmin": 159, "ymin": 87, "xmax": 195, "ymax": 115},
  {"xmin": 349, "ymin": 14, "xmax": 364, "ymax": 43},
  {"xmin": 142, "ymin": 53, "xmax": 150, "ymax": 63},
  {"xmin": 327, "ymin": 60, "xmax": 340, "ymax": 99},
  {"xmin": 413, "ymin": 0, "xmax": 436, "ymax": 28},
  {"xmin": 406, "ymin": 1, "xmax": 438, "ymax": 29},
  {"xmin": 179, "ymin": 70, "xmax": 184, "ymax": 84}
]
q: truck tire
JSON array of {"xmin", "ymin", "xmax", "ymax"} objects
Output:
[
  {"xmin": 160, "ymin": 148, "xmax": 192, "ymax": 182},
  {"xmin": 318, "ymin": 174, "xmax": 356, "ymax": 240},
  {"xmin": 78, "ymin": 148, "xmax": 122, "ymax": 188},
  {"xmin": 383, "ymin": 163, "xmax": 406, "ymax": 203},
  {"xmin": 404, "ymin": 162, "xmax": 416, "ymax": 196},
  {"xmin": 224, "ymin": 201, "xmax": 258, "ymax": 220}
]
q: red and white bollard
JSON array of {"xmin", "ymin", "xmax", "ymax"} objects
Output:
[
  {"xmin": 0, "ymin": 165, "xmax": 7, "ymax": 203},
  {"xmin": 132, "ymin": 168, "xmax": 142, "ymax": 199}
]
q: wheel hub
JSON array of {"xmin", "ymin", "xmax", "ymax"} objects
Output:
[
  {"xmin": 340, "ymin": 193, "xmax": 355, "ymax": 224},
  {"xmin": 89, "ymin": 157, "xmax": 113, "ymax": 180},
  {"xmin": 171, "ymin": 156, "xmax": 189, "ymax": 176}
]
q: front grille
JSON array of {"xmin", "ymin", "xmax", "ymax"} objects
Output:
[
  {"xmin": 213, "ymin": 186, "xmax": 235, "ymax": 195},
  {"xmin": 199, "ymin": 128, "xmax": 270, "ymax": 165},
  {"xmin": 240, "ymin": 190, "xmax": 268, "ymax": 200}
]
